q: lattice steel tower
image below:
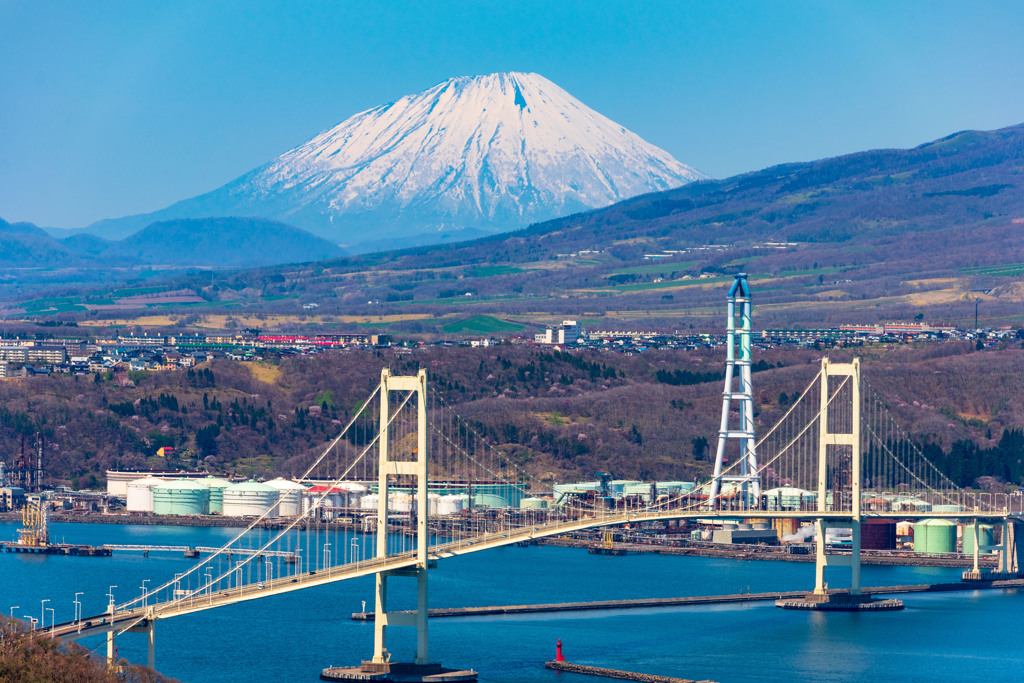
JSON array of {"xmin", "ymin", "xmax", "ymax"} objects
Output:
[{"xmin": 707, "ymin": 273, "xmax": 760, "ymax": 509}]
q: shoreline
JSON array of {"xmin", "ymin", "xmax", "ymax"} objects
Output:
[{"xmin": 0, "ymin": 511, "xmax": 1000, "ymax": 568}]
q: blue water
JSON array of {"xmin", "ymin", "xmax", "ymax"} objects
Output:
[{"xmin": 2, "ymin": 522, "xmax": 1021, "ymax": 682}]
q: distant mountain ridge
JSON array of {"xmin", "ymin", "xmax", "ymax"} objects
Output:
[
  {"xmin": 83, "ymin": 72, "xmax": 704, "ymax": 250},
  {"xmin": 0, "ymin": 216, "xmax": 343, "ymax": 268},
  {"xmin": 105, "ymin": 218, "xmax": 344, "ymax": 266}
]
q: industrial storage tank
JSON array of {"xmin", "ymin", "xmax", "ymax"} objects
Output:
[
  {"xmin": 266, "ymin": 478, "xmax": 306, "ymax": 517},
  {"xmin": 337, "ymin": 482, "xmax": 366, "ymax": 509},
  {"xmin": 152, "ymin": 479, "xmax": 210, "ymax": 516},
  {"xmin": 222, "ymin": 480, "xmax": 279, "ymax": 518},
  {"xmin": 204, "ymin": 476, "xmax": 232, "ymax": 514},
  {"xmin": 360, "ymin": 493, "xmax": 380, "ymax": 511},
  {"xmin": 306, "ymin": 485, "xmax": 345, "ymax": 509},
  {"xmin": 437, "ymin": 494, "xmax": 464, "ymax": 516},
  {"xmin": 388, "ymin": 492, "xmax": 413, "ymax": 513},
  {"xmin": 861, "ymin": 519, "xmax": 897, "ymax": 550},
  {"xmin": 126, "ymin": 477, "xmax": 164, "ymax": 513},
  {"xmin": 520, "ymin": 497, "xmax": 548, "ymax": 510},
  {"xmin": 962, "ymin": 523, "xmax": 995, "ymax": 554},
  {"xmin": 773, "ymin": 517, "xmax": 800, "ymax": 540},
  {"xmin": 913, "ymin": 519, "xmax": 956, "ymax": 554},
  {"xmin": 468, "ymin": 485, "xmax": 506, "ymax": 509}
]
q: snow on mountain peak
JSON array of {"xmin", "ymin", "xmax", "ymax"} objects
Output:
[{"xmin": 158, "ymin": 72, "xmax": 706, "ymax": 250}]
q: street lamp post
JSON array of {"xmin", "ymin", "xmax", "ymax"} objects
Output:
[
  {"xmin": 107, "ymin": 586, "xmax": 117, "ymax": 612},
  {"xmin": 351, "ymin": 538, "xmax": 359, "ymax": 565},
  {"xmin": 40, "ymin": 599, "xmax": 49, "ymax": 632},
  {"xmin": 140, "ymin": 580, "xmax": 149, "ymax": 608},
  {"xmin": 324, "ymin": 542, "xmax": 331, "ymax": 570},
  {"xmin": 46, "ymin": 608, "xmax": 54, "ymax": 636},
  {"xmin": 9, "ymin": 606, "xmax": 18, "ymax": 621},
  {"xmin": 74, "ymin": 593, "xmax": 83, "ymax": 633}
]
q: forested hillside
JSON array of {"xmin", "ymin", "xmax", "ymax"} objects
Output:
[
  {"xmin": 0, "ymin": 616, "xmax": 176, "ymax": 682},
  {"xmin": 2, "ymin": 342, "xmax": 1023, "ymax": 490}
]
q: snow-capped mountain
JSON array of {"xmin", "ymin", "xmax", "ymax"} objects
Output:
[{"xmin": 91, "ymin": 72, "xmax": 705, "ymax": 251}]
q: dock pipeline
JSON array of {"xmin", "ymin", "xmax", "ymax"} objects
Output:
[
  {"xmin": 1, "ymin": 542, "xmax": 111, "ymax": 556},
  {"xmin": 352, "ymin": 578, "xmax": 1024, "ymax": 620},
  {"xmin": 545, "ymin": 661, "xmax": 714, "ymax": 683}
]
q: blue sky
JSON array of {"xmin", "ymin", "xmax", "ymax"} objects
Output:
[{"xmin": 2, "ymin": 1, "xmax": 1023, "ymax": 228}]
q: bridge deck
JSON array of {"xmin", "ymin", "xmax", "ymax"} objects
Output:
[{"xmin": 49, "ymin": 508, "xmax": 1019, "ymax": 640}]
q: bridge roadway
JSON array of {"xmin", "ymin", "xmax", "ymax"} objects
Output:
[{"xmin": 48, "ymin": 508, "xmax": 1018, "ymax": 642}]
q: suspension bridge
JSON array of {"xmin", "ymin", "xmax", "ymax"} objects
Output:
[{"xmin": 34, "ymin": 277, "xmax": 1023, "ymax": 680}]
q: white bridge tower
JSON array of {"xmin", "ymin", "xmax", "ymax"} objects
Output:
[{"xmin": 707, "ymin": 273, "xmax": 760, "ymax": 509}]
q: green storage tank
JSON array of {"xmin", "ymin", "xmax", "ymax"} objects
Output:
[
  {"xmin": 152, "ymin": 478, "xmax": 211, "ymax": 516},
  {"xmin": 468, "ymin": 483, "xmax": 523, "ymax": 509},
  {"xmin": 913, "ymin": 519, "xmax": 956, "ymax": 554},
  {"xmin": 962, "ymin": 523, "xmax": 995, "ymax": 554},
  {"xmin": 204, "ymin": 476, "xmax": 232, "ymax": 514},
  {"xmin": 520, "ymin": 497, "xmax": 548, "ymax": 510}
]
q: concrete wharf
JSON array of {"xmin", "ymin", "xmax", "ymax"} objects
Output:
[{"xmin": 351, "ymin": 578, "xmax": 1024, "ymax": 620}]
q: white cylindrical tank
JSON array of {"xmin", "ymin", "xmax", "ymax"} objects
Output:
[
  {"xmin": 428, "ymin": 493, "xmax": 441, "ymax": 516},
  {"xmin": 337, "ymin": 482, "xmax": 366, "ymax": 509},
  {"xmin": 126, "ymin": 477, "xmax": 164, "ymax": 513},
  {"xmin": 388, "ymin": 492, "xmax": 413, "ymax": 513},
  {"xmin": 222, "ymin": 481, "xmax": 279, "ymax": 517},
  {"xmin": 265, "ymin": 478, "xmax": 306, "ymax": 517},
  {"xmin": 361, "ymin": 493, "xmax": 379, "ymax": 510},
  {"xmin": 437, "ymin": 494, "xmax": 464, "ymax": 516}
]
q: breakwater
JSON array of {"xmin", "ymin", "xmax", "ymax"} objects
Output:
[
  {"xmin": 352, "ymin": 578, "xmax": 1024, "ymax": 620},
  {"xmin": 537, "ymin": 537, "xmax": 998, "ymax": 568},
  {"xmin": 545, "ymin": 661, "xmax": 713, "ymax": 683}
]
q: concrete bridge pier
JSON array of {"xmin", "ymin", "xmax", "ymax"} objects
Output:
[
  {"xmin": 105, "ymin": 602, "xmax": 115, "ymax": 667},
  {"xmin": 105, "ymin": 610, "xmax": 156, "ymax": 671},
  {"xmin": 814, "ymin": 519, "xmax": 862, "ymax": 595},
  {"xmin": 965, "ymin": 517, "xmax": 1019, "ymax": 581},
  {"xmin": 146, "ymin": 616, "xmax": 155, "ymax": 671}
]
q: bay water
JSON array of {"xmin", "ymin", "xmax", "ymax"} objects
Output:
[{"xmin": 1, "ymin": 521, "xmax": 1020, "ymax": 682}]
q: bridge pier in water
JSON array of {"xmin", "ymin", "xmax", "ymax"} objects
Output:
[
  {"xmin": 781, "ymin": 358, "xmax": 901, "ymax": 611},
  {"xmin": 814, "ymin": 359, "xmax": 862, "ymax": 598},
  {"xmin": 325, "ymin": 369, "xmax": 477, "ymax": 682},
  {"xmin": 964, "ymin": 518, "xmax": 1019, "ymax": 581}
]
